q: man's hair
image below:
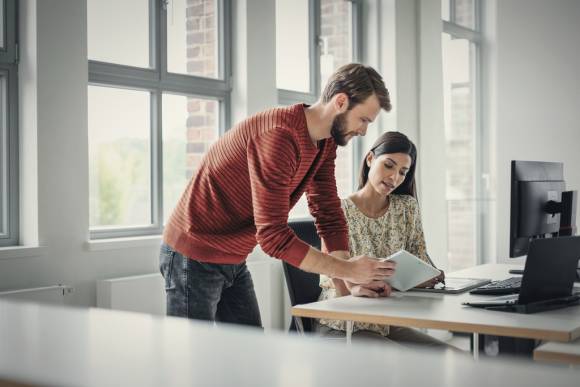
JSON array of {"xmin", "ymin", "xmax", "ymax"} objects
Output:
[{"xmin": 321, "ymin": 63, "xmax": 391, "ymax": 112}]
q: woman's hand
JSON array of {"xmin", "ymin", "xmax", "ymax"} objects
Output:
[
  {"xmin": 416, "ymin": 270, "xmax": 445, "ymax": 288},
  {"xmin": 348, "ymin": 280, "xmax": 392, "ymax": 298}
]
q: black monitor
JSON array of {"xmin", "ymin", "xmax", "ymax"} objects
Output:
[{"xmin": 510, "ymin": 160, "xmax": 578, "ymax": 258}]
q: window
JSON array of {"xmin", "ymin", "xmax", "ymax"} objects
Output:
[
  {"xmin": 276, "ymin": 0, "xmax": 362, "ymax": 219},
  {"xmin": 88, "ymin": 0, "xmax": 230, "ymax": 239},
  {"xmin": 320, "ymin": 0, "xmax": 359, "ymax": 211},
  {"xmin": 0, "ymin": 0, "xmax": 18, "ymax": 247},
  {"xmin": 276, "ymin": 0, "xmax": 310, "ymax": 94},
  {"xmin": 441, "ymin": 0, "xmax": 483, "ymax": 270}
]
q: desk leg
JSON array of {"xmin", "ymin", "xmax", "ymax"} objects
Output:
[
  {"xmin": 472, "ymin": 333, "xmax": 479, "ymax": 361},
  {"xmin": 294, "ymin": 317, "xmax": 305, "ymax": 335},
  {"xmin": 346, "ymin": 321, "xmax": 353, "ymax": 346}
]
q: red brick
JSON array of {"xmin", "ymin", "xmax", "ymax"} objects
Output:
[{"xmin": 187, "ymin": 99, "xmax": 201, "ymax": 113}]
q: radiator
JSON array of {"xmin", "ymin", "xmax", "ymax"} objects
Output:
[
  {"xmin": 0, "ymin": 285, "xmax": 73, "ymax": 305},
  {"xmin": 97, "ymin": 273, "xmax": 166, "ymax": 316},
  {"xmin": 247, "ymin": 259, "xmax": 285, "ymax": 331},
  {"xmin": 96, "ymin": 259, "xmax": 285, "ymax": 330}
]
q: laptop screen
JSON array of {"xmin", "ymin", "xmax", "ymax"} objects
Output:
[{"xmin": 517, "ymin": 236, "xmax": 580, "ymax": 305}]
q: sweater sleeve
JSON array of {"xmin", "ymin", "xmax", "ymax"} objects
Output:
[
  {"xmin": 305, "ymin": 142, "xmax": 349, "ymax": 253},
  {"xmin": 247, "ymin": 129, "xmax": 311, "ymax": 267}
]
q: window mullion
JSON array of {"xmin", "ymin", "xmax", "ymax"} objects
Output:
[
  {"xmin": 220, "ymin": 0, "xmax": 232, "ymax": 130},
  {"xmin": 89, "ymin": 61, "xmax": 160, "ymax": 89},
  {"xmin": 0, "ymin": 0, "xmax": 17, "ymax": 63},
  {"xmin": 473, "ymin": 44, "xmax": 484, "ymax": 266},
  {"xmin": 160, "ymin": 73, "xmax": 229, "ymax": 98},
  {"xmin": 0, "ymin": 0, "xmax": 19, "ymax": 246},
  {"xmin": 7, "ymin": 66, "xmax": 18, "ymax": 244},
  {"xmin": 0, "ymin": 72, "xmax": 6, "ymax": 238},
  {"xmin": 155, "ymin": 0, "xmax": 166, "ymax": 227},
  {"xmin": 443, "ymin": 21, "xmax": 481, "ymax": 42},
  {"xmin": 278, "ymin": 89, "xmax": 317, "ymax": 106},
  {"xmin": 450, "ymin": 0, "xmax": 456, "ymax": 24},
  {"xmin": 310, "ymin": 0, "xmax": 321, "ymax": 97},
  {"xmin": 475, "ymin": 0, "xmax": 481, "ymax": 32},
  {"xmin": 351, "ymin": 0, "xmax": 363, "ymax": 191},
  {"xmin": 151, "ymin": 91, "xmax": 163, "ymax": 228},
  {"xmin": 158, "ymin": 0, "xmax": 168, "ymax": 80},
  {"xmin": 150, "ymin": 0, "xmax": 158, "ymax": 70},
  {"xmin": 351, "ymin": 0, "xmax": 363, "ymax": 63}
]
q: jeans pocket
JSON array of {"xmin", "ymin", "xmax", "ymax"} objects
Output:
[{"xmin": 159, "ymin": 244, "xmax": 176, "ymax": 291}]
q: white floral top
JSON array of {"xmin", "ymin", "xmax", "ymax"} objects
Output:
[{"xmin": 318, "ymin": 194, "xmax": 431, "ymax": 336}]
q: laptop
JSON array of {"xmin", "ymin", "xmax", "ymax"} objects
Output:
[
  {"xmin": 463, "ymin": 236, "xmax": 580, "ymax": 313},
  {"xmin": 409, "ymin": 277, "xmax": 491, "ymax": 294}
]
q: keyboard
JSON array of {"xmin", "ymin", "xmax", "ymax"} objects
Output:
[{"xmin": 469, "ymin": 276, "xmax": 522, "ymax": 295}]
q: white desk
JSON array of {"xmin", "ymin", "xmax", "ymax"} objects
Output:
[
  {"xmin": 1, "ymin": 299, "xmax": 579, "ymax": 387},
  {"xmin": 534, "ymin": 339, "xmax": 580, "ymax": 365},
  {"xmin": 292, "ymin": 264, "xmax": 580, "ymax": 348}
]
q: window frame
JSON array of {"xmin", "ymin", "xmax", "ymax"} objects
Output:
[
  {"xmin": 88, "ymin": 0, "xmax": 231, "ymax": 240},
  {"xmin": 0, "ymin": 0, "xmax": 18, "ymax": 247},
  {"xmin": 278, "ymin": 0, "xmax": 364, "ymax": 216},
  {"xmin": 442, "ymin": 0, "xmax": 484, "ymax": 265}
]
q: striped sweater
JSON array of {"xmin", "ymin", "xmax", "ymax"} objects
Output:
[{"xmin": 163, "ymin": 104, "xmax": 349, "ymax": 267}]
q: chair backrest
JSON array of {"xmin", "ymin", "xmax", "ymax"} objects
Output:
[{"xmin": 284, "ymin": 220, "xmax": 322, "ymax": 332}]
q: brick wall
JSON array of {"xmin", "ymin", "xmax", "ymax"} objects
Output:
[
  {"xmin": 186, "ymin": 0, "xmax": 217, "ymax": 178},
  {"xmin": 321, "ymin": 0, "xmax": 351, "ymax": 73}
]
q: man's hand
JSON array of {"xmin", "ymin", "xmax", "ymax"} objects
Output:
[
  {"xmin": 348, "ymin": 280, "xmax": 393, "ymax": 298},
  {"xmin": 343, "ymin": 255, "xmax": 396, "ymax": 284}
]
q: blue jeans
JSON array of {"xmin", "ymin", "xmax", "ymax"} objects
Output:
[{"xmin": 159, "ymin": 243, "xmax": 262, "ymax": 328}]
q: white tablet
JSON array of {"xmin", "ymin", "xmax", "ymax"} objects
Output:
[{"xmin": 382, "ymin": 250, "xmax": 441, "ymax": 292}]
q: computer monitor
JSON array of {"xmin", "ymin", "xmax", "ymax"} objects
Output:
[{"xmin": 509, "ymin": 160, "xmax": 578, "ymax": 258}]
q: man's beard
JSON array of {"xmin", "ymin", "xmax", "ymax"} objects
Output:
[{"xmin": 330, "ymin": 112, "xmax": 350, "ymax": 146}]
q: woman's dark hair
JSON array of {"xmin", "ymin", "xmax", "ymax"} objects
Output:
[{"xmin": 357, "ymin": 131, "xmax": 417, "ymax": 197}]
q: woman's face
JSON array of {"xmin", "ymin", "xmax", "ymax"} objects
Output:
[{"xmin": 366, "ymin": 152, "xmax": 412, "ymax": 196}]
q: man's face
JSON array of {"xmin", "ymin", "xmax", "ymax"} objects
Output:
[
  {"xmin": 331, "ymin": 94, "xmax": 381, "ymax": 146},
  {"xmin": 330, "ymin": 112, "xmax": 349, "ymax": 146}
]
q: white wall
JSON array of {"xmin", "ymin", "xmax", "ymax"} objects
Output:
[
  {"xmin": 231, "ymin": 0, "xmax": 277, "ymax": 123},
  {"xmin": 493, "ymin": 0, "xmax": 580, "ymax": 262}
]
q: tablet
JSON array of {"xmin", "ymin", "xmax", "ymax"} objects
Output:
[
  {"xmin": 382, "ymin": 250, "xmax": 441, "ymax": 292},
  {"xmin": 409, "ymin": 277, "xmax": 492, "ymax": 294}
]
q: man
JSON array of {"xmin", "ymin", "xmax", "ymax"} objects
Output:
[{"xmin": 160, "ymin": 63, "xmax": 395, "ymax": 327}]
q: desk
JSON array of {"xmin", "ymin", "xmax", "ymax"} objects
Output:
[
  {"xmin": 0, "ymin": 299, "xmax": 579, "ymax": 387},
  {"xmin": 534, "ymin": 339, "xmax": 580, "ymax": 366},
  {"xmin": 292, "ymin": 264, "xmax": 580, "ymax": 356}
]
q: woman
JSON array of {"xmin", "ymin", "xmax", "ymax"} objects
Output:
[{"xmin": 317, "ymin": 131, "xmax": 447, "ymax": 347}]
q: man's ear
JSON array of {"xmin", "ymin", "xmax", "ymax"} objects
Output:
[{"xmin": 334, "ymin": 93, "xmax": 349, "ymax": 113}]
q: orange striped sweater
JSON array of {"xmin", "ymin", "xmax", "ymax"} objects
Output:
[{"xmin": 163, "ymin": 104, "xmax": 348, "ymax": 267}]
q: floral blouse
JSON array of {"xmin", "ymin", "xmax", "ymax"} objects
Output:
[{"xmin": 318, "ymin": 194, "xmax": 431, "ymax": 336}]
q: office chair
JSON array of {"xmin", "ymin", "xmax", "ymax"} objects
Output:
[{"xmin": 284, "ymin": 220, "xmax": 322, "ymax": 333}]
